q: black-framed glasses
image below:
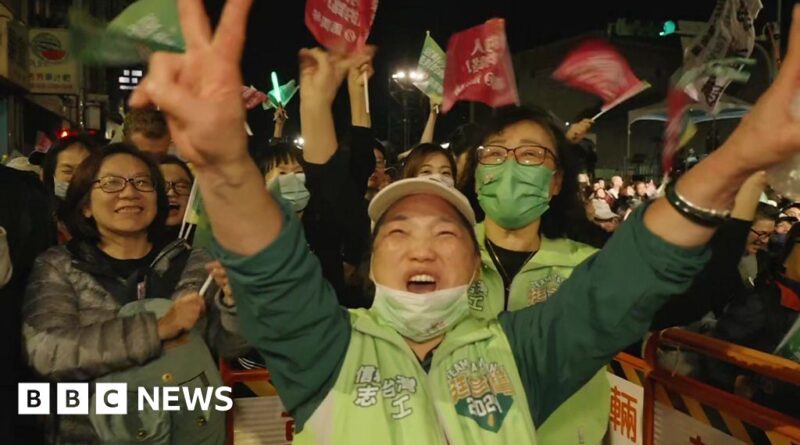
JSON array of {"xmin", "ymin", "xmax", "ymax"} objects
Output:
[
  {"xmin": 750, "ymin": 228, "xmax": 772, "ymax": 240},
  {"xmin": 93, "ymin": 175, "xmax": 155, "ymax": 193},
  {"xmin": 477, "ymin": 144, "xmax": 558, "ymax": 166},
  {"xmin": 164, "ymin": 180, "xmax": 192, "ymax": 196}
]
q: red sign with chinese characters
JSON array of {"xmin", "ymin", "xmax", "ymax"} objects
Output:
[
  {"xmin": 441, "ymin": 18, "xmax": 519, "ymax": 113},
  {"xmin": 553, "ymin": 39, "xmax": 646, "ymax": 112},
  {"xmin": 305, "ymin": 0, "xmax": 378, "ymax": 54}
]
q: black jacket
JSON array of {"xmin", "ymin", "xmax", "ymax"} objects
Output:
[{"xmin": 301, "ymin": 126, "xmax": 373, "ymax": 308}]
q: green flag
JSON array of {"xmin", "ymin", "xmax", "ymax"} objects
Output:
[
  {"xmin": 70, "ymin": 0, "xmax": 184, "ymax": 65},
  {"xmin": 413, "ymin": 32, "xmax": 446, "ymax": 104},
  {"xmin": 262, "ymin": 79, "xmax": 299, "ymax": 110}
]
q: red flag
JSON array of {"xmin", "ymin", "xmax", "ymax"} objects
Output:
[
  {"xmin": 305, "ymin": 0, "xmax": 378, "ymax": 54},
  {"xmin": 441, "ymin": 18, "xmax": 519, "ymax": 113},
  {"xmin": 553, "ymin": 40, "xmax": 649, "ymax": 115}
]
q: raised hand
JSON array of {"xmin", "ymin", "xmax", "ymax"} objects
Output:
[
  {"xmin": 724, "ymin": 6, "xmax": 800, "ymax": 170},
  {"xmin": 299, "ymin": 46, "xmax": 376, "ymax": 109},
  {"xmin": 129, "ymin": 0, "xmax": 253, "ymax": 172},
  {"xmin": 566, "ymin": 118, "xmax": 594, "ymax": 143}
]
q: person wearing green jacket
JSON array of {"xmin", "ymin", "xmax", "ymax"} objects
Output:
[
  {"xmin": 468, "ymin": 106, "xmax": 611, "ymax": 443},
  {"xmin": 130, "ymin": 0, "xmax": 800, "ymax": 442}
]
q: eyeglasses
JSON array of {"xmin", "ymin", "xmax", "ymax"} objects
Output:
[
  {"xmin": 164, "ymin": 180, "xmax": 192, "ymax": 196},
  {"xmin": 477, "ymin": 144, "xmax": 558, "ymax": 166},
  {"xmin": 750, "ymin": 228, "xmax": 772, "ymax": 240},
  {"xmin": 93, "ymin": 175, "xmax": 155, "ymax": 193}
]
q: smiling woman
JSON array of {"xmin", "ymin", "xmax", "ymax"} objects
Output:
[{"xmin": 22, "ymin": 143, "xmax": 249, "ymax": 444}]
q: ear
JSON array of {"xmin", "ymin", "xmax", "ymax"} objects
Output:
[
  {"xmin": 82, "ymin": 202, "xmax": 92, "ymax": 219},
  {"xmin": 550, "ymin": 170, "xmax": 564, "ymax": 197}
]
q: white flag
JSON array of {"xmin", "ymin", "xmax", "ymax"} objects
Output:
[{"xmin": 683, "ymin": 0, "xmax": 762, "ymax": 112}]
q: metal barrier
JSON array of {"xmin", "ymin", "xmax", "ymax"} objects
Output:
[{"xmin": 642, "ymin": 328, "xmax": 800, "ymax": 445}]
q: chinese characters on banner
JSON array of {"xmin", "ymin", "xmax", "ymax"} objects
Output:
[
  {"xmin": 29, "ymin": 28, "xmax": 79, "ymax": 95},
  {"xmin": 606, "ymin": 373, "xmax": 644, "ymax": 445},
  {"xmin": 682, "ymin": 0, "xmax": 762, "ymax": 112},
  {"xmin": 413, "ymin": 32, "xmax": 447, "ymax": 105},
  {"xmin": 305, "ymin": 0, "xmax": 378, "ymax": 53},
  {"xmin": 441, "ymin": 18, "xmax": 519, "ymax": 113},
  {"xmin": 653, "ymin": 401, "xmax": 747, "ymax": 445},
  {"xmin": 552, "ymin": 39, "xmax": 650, "ymax": 118}
]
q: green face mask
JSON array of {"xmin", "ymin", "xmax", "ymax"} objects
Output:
[{"xmin": 476, "ymin": 162, "xmax": 553, "ymax": 230}]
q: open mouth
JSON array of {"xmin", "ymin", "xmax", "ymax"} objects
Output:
[
  {"xmin": 115, "ymin": 206, "xmax": 143, "ymax": 214},
  {"xmin": 406, "ymin": 274, "xmax": 437, "ymax": 294},
  {"xmin": 168, "ymin": 202, "xmax": 181, "ymax": 213}
]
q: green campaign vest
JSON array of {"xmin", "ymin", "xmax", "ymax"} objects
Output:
[
  {"xmin": 294, "ymin": 310, "xmax": 537, "ymax": 445},
  {"xmin": 89, "ymin": 299, "xmax": 225, "ymax": 445},
  {"xmin": 469, "ymin": 222, "xmax": 610, "ymax": 445}
]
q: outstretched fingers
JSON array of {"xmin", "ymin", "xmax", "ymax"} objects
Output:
[
  {"xmin": 136, "ymin": 52, "xmax": 200, "ymax": 125},
  {"xmin": 178, "ymin": 0, "xmax": 212, "ymax": 50},
  {"xmin": 213, "ymin": 0, "xmax": 253, "ymax": 63}
]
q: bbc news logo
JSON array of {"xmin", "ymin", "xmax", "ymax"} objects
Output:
[{"xmin": 18, "ymin": 383, "xmax": 233, "ymax": 415}]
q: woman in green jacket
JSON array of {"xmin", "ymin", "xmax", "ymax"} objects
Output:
[{"xmin": 129, "ymin": 0, "xmax": 800, "ymax": 442}]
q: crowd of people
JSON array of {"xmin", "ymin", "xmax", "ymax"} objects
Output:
[{"xmin": 4, "ymin": 0, "xmax": 800, "ymax": 443}]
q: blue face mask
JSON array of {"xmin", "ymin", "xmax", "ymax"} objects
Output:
[{"xmin": 269, "ymin": 173, "xmax": 310, "ymax": 213}]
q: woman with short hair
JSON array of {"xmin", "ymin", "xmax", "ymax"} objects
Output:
[{"xmin": 22, "ymin": 144, "xmax": 247, "ymax": 444}]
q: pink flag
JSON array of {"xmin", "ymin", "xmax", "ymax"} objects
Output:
[
  {"xmin": 305, "ymin": 0, "xmax": 378, "ymax": 54},
  {"xmin": 241, "ymin": 86, "xmax": 268, "ymax": 110},
  {"xmin": 553, "ymin": 40, "xmax": 649, "ymax": 118},
  {"xmin": 441, "ymin": 18, "xmax": 519, "ymax": 113}
]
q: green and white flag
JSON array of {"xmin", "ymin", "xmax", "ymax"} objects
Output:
[
  {"xmin": 413, "ymin": 32, "xmax": 446, "ymax": 105},
  {"xmin": 70, "ymin": 0, "xmax": 184, "ymax": 65}
]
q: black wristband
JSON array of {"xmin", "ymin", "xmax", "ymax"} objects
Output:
[{"xmin": 665, "ymin": 181, "xmax": 730, "ymax": 227}]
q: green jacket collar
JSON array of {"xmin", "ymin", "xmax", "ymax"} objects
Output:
[
  {"xmin": 475, "ymin": 222, "xmax": 597, "ymax": 271},
  {"xmin": 352, "ymin": 309, "xmax": 495, "ymax": 367}
]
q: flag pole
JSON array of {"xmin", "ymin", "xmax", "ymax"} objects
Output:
[
  {"xmin": 179, "ymin": 180, "xmax": 198, "ymax": 240},
  {"xmin": 363, "ymin": 72, "xmax": 370, "ymax": 114}
]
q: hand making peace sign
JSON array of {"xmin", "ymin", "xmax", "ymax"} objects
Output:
[{"xmin": 129, "ymin": 0, "xmax": 253, "ymax": 172}]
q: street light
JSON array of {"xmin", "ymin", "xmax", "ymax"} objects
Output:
[{"xmin": 390, "ymin": 68, "xmax": 423, "ymax": 150}]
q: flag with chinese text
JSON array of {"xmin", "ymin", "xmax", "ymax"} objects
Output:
[
  {"xmin": 441, "ymin": 19, "xmax": 519, "ymax": 113},
  {"xmin": 305, "ymin": 0, "xmax": 378, "ymax": 53},
  {"xmin": 413, "ymin": 32, "xmax": 446, "ymax": 104},
  {"xmin": 682, "ymin": 0, "xmax": 762, "ymax": 112},
  {"xmin": 553, "ymin": 39, "xmax": 650, "ymax": 115}
]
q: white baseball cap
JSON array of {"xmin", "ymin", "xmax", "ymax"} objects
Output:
[{"xmin": 368, "ymin": 176, "xmax": 476, "ymax": 229}]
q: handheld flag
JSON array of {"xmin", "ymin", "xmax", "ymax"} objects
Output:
[
  {"xmin": 553, "ymin": 39, "xmax": 650, "ymax": 121},
  {"xmin": 441, "ymin": 19, "xmax": 519, "ymax": 113},
  {"xmin": 262, "ymin": 79, "xmax": 299, "ymax": 110},
  {"xmin": 69, "ymin": 0, "xmax": 184, "ymax": 65},
  {"xmin": 413, "ymin": 32, "xmax": 447, "ymax": 105},
  {"xmin": 662, "ymin": 58, "xmax": 755, "ymax": 173},
  {"xmin": 682, "ymin": 0, "xmax": 762, "ymax": 112},
  {"xmin": 305, "ymin": 0, "xmax": 378, "ymax": 54}
]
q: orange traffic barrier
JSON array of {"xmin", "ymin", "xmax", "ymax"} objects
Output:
[{"xmin": 643, "ymin": 328, "xmax": 800, "ymax": 445}]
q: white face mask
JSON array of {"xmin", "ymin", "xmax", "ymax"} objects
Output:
[
  {"xmin": 371, "ymin": 282, "xmax": 471, "ymax": 342},
  {"xmin": 419, "ymin": 173, "xmax": 455, "ymax": 188},
  {"xmin": 53, "ymin": 179, "xmax": 69, "ymax": 199}
]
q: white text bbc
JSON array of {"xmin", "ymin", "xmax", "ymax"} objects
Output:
[{"xmin": 18, "ymin": 383, "xmax": 233, "ymax": 415}]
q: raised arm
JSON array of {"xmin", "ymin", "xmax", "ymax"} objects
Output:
[
  {"xmin": 300, "ymin": 47, "xmax": 374, "ymax": 164},
  {"xmin": 643, "ymin": 6, "xmax": 800, "ymax": 250},
  {"xmin": 273, "ymin": 107, "xmax": 287, "ymax": 140},
  {"xmin": 130, "ymin": 0, "xmax": 278, "ymax": 256},
  {"xmin": 505, "ymin": 5, "xmax": 800, "ymax": 425},
  {"xmin": 420, "ymin": 101, "xmax": 438, "ymax": 144},
  {"xmin": 129, "ymin": 0, "xmax": 351, "ymax": 422}
]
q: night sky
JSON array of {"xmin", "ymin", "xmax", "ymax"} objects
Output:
[{"xmin": 200, "ymin": 0, "xmax": 780, "ymax": 152}]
